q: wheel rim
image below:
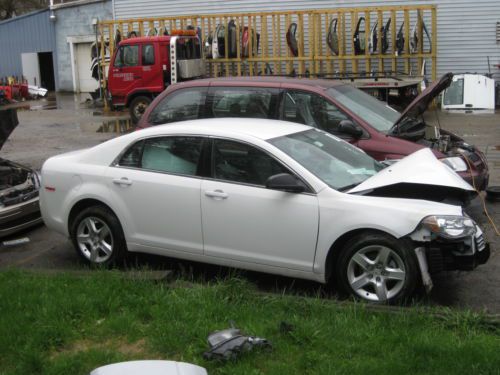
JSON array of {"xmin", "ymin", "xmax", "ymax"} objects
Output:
[
  {"xmin": 347, "ymin": 245, "xmax": 406, "ymax": 302},
  {"xmin": 133, "ymin": 101, "xmax": 148, "ymax": 118},
  {"xmin": 76, "ymin": 216, "xmax": 114, "ymax": 263}
]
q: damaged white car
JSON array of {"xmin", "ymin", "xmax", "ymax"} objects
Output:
[
  {"xmin": 0, "ymin": 109, "xmax": 41, "ymax": 237},
  {"xmin": 40, "ymin": 118, "xmax": 489, "ymax": 303}
]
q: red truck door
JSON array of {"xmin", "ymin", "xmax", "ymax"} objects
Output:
[
  {"xmin": 108, "ymin": 42, "xmax": 163, "ymax": 105},
  {"xmin": 108, "ymin": 44, "xmax": 142, "ymax": 105},
  {"xmin": 138, "ymin": 43, "xmax": 164, "ymax": 93}
]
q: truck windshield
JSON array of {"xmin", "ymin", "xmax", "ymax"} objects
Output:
[
  {"xmin": 327, "ymin": 85, "xmax": 400, "ymax": 133},
  {"xmin": 176, "ymin": 37, "xmax": 201, "ymax": 59},
  {"xmin": 269, "ymin": 129, "xmax": 383, "ymax": 191}
]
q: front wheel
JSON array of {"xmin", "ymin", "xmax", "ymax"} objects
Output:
[
  {"xmin": 129, "ymin": 95, "xmax": 152, "ymax": 124},
  {"xmin": 335, "ymin": 233, "xmax": 419, "ymax": 304},
  {"xmin": 70, "ymin": 206, "xmax": 127, "ymax": 266}
]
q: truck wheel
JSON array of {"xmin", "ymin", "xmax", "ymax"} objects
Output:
[
  {"xmin": 335, "ymin": 232, "xmax": 419, "ymax": 304},
  {"xmin": 129, "ymin": 96, "xmax": 151, "ymax": 124}
]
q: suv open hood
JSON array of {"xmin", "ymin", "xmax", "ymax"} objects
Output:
[
  {"xmin": 348, "ymin": 148, "xmax": 475, "ymax": 205},
  {"xmin": 391, "ymin": 73, "xmax": 453, "ymax": 131},
  {"xmin": 0, "ymin": 109, "xmax": 19, "ymax": 150}
]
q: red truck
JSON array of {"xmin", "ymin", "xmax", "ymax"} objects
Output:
[{"xmin": 107, "ymin": 30, "xmax": 205, "ymax": 123}]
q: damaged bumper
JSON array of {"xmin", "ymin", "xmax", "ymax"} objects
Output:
[
  {"xmin": 409, "ymin": 221, "xmax": 490, "ymax": 292},
  {"xmin": 425, "ymin": 229, "xmax": 490, "ymax": 273}
]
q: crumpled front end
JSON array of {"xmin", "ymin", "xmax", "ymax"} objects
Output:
[{"xmin": 408, "ymin": 215, "xmax": 490, "ymax": 290}]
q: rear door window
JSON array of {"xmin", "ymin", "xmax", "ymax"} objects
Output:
[
  {"xmin": 207, "ymin": 87, "xmax": 279, "ymax": 119},
  {"xmin": 148, "ymin": 87, "xmax": 207, "ymax": 125},
  {"xmin": 443, "ymin": 78, "xmax": 464, "ymax": 106},
  {"xmin": 118, "ymin": 137, "xmax": 204, "ymax": 177}
]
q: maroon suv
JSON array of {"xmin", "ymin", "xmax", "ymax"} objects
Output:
[{"xmin": 138, "ymin": 74, "xmax": 489, "ymax": 190}]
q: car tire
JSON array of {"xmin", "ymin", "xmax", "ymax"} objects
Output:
[
  {"xmin": 70, "ymin": 205, "xmax": 127, "ymax": 266},
  {"xmin": 335, "ymin": 232, "xmax": 419, "ymax": 304},
  {"xmin": 129, "ymin": 95, "xmax": 151, "ymax": 124}
]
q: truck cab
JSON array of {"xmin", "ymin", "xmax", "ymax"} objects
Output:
[{"xmin": 107, "ymin": 31, "xmax": 204, "ymax": 123}]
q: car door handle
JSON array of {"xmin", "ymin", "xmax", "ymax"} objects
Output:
[
  {"xmin": 133, "ymin": 75, "xmax": 142, "ymax": 79},
  {"xmin": 205, "ymin": 190, "xmax": 228, "ymax": 199},
  {"xmin": 112, "ymin": 178, "xmax": 133, "ymax": 186}
]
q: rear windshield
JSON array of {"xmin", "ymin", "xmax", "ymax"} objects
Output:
[
  {"xmin": 443, "ymin": 78, "xmax": 464, "ymax": 106},
  {"xmin": 176, "ymin": 37, "xmax": 201, "ymax": 59}
]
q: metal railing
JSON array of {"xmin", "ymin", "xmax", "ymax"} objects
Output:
[{"xmin": 97, "ymin": 5, "xmax": 436, "ymax": 86}]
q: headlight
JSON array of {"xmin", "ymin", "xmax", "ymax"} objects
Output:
[
  {"xmin": 421, "ymin": 215, "xmax": 476, "ymax": 239},
  {"xmin": 441, "ymin": 157, "xmax": 467, "ymax": 172}
]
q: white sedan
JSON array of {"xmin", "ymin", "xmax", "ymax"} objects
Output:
[{"xmin": 40, "ymin": 118, "xmax": 489, "ymax": 303}]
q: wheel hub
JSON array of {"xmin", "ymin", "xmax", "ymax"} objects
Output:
[
  {"xmin": 347, "ymin": 245, "xmax": 406, "ymax": 302},
  {"xmin": 76, "ymin": 216, "xmax": 114, "ymax": 263}
]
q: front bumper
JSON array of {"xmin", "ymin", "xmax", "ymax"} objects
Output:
[
  {"xmin": 424, "ymin": 228, "xmax": 490, "ymax": 273},
  {"xmin": 0, "ymin": 197, "xmax": 42, "ymax": 238}
]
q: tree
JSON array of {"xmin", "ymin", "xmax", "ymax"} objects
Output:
[{"xmin": 0, "ymin": 0, "xmax": 48, "ymax": 20}]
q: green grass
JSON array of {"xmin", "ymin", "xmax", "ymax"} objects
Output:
[{"xmin": 0, "ymin": 270, "xmax": 499, "ymax": 375}]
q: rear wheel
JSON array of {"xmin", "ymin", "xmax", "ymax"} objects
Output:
[
  {"xmin": 70, "ymin": 206, "xmax": 127, "ymax": 266},
  {"xmin": 335, "ymin": 232, "xmax": 419, "ymax": 304},
  {"xmin": 129, "ymin": 95, "xmax": 151, "ymax": 124}
]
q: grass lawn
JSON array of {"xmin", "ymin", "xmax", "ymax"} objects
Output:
[{"xmin": 0, "ymin": 269, "xmax": 499, "ymax": 375}]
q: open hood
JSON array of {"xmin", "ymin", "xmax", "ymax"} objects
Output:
[
  {"xmin": 391, "ymin": 73, "xmax": 453, "ymax": 131},
  {"xmin": 0, "ymin": 108, "xmax": 19, "ymax": 150},
  {"xmin": 348, "ymin": 148, "xmax": 475, "ymax": 205}
]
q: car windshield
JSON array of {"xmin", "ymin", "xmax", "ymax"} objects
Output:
[
  {"xmin": 269, "ymin": 129, "xmax": 383, "ymax": 191},
  {"xmin": 327, "ymin": 85, "xmax": 400, "ymax": 133}
]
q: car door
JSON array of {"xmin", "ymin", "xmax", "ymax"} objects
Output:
[
  {"xmin": 201, "ymin": 138, "xmax": 319, "ymax": 272},
  {"xmin": 280, "ymin": 90, "xmax": 362, "ymax": 146},
  {"xmin": 107, "ymin": 135, "xmax": 206, "ymax": 254}
]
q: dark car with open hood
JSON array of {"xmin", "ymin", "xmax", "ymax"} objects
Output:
[
  {"xmin": 0, "ymin": 108, "xmax": 41, "ymax": 237},
  {"xmin": 138, "ymin": 73, "xmax": 489, "ymax": 194}
]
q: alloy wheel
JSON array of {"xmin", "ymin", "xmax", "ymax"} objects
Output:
[
  {"xmin": 347, "ymin": 245, "xmax": 406, "ymax": 302},
  {"xmin": 76, "ymin": 216, "xmax": 114, "ymax": 263}
]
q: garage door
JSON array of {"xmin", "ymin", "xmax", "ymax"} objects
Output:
[{"xmin": 75, "ymin": 43, "xmax": 98, "ymax": 93}]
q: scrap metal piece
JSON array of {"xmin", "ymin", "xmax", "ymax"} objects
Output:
[
  {"xmin": 415, "ymin": 247, "xmax": 433, "ymax": 293},
  {"xmin": 203, "ymin": 326, "xmax": 270, "ymax": 361}
]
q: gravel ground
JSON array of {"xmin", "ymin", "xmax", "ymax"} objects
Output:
[{"xmin": 0, "ymin": 93, "xmax": 498, "ymax": 312}]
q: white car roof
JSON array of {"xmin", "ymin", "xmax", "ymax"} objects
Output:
[{"xmin": 138, "ymin": 118, "xmax": 312, "ymax": 141}]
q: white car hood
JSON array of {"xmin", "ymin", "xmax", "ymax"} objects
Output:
[
  {"xmin": 348, "ymin": 148, "xmax": 474, "ymax": 194},
  {"xmin": 90, "ymin": 360, "xmax": 207, "ymax": 375}
]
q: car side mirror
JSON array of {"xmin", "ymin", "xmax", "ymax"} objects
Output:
[
  {"xmin": 338, "ymin": 120, "xmax": 363, "ymax": 138},
  {"xmin": 265, "ymin": 173, "xmax": 305, "ymax": 193}
]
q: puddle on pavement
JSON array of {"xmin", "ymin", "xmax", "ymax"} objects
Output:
[{"xmin": 81, "ymin": 119, "xmax": 135, "ymax": 134}]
